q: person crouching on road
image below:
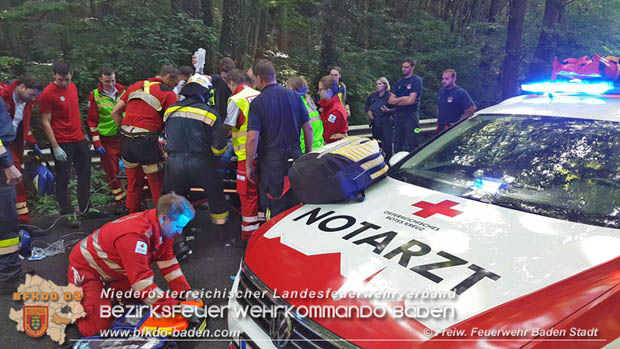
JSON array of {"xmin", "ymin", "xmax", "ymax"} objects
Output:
[
  {"xmin": 67, "ymin": 192, "xmax": 199, "ymax": 337},
  {"xmin": 162, "ymin": 74, "xmax": 229, "ymax": 226},
  {"xmin": 286, "ymin": 76, "xmax": 324, "ymax": 152},
  {"xmin": 318, "ymin": 75, "xmax": 348, "ymax": 144}
]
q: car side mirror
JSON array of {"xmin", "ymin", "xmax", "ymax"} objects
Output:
[{"xmin": 389, "ymin": 151, "xmax": 409, "ymax": 167}]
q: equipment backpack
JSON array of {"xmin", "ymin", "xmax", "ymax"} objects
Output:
[{"xmin": 289, "ymin": 136, "xmax": 388, "ymax": 204}]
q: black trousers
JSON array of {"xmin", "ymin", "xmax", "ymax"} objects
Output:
[
  {"xmin": 393, "ymin": 113, "xmax": 420, "ymax": 153},
  {"xmin": 0, "ymin": 162, "xmax": 21, "ymax": 281},
  {"xmin": 54, "ymin": 140, "xmax": 91, "ymax": 214},
  {"xmin": 163, "ymin": 153, "xmax": 228, "ymax": 216},
  {"xmin": 372, "ymin": 119, "xmax": 394, "ymax": 162},
  {"xmin": 258, "ymin": 147, "xmax": 301, "ymax": 219}
]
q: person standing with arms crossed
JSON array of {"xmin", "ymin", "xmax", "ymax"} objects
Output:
[{"xmin": 389, "ymin": 58, "xmax": 423, "ymax": 153}]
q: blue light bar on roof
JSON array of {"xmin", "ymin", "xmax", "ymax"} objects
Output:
[{"xmin": 521, "ymin": 80, "xmax": 614, "ymax": 95}]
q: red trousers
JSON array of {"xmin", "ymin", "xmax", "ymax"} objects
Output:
[
  {"xmin": 125, "ymin": 167, "xmax": 163, "ymax": 214},
  {"xmin": 10, "ymin": 142, "xmax": 28, "ymax": 224},
  {"xmin": 237, "ymin": 161, "xmax": 259, "ymax": 241},
  {"xmin": 100, "ymin": 136, "xmax": 125, "ymax": 204},
  {"xmin": 68, "ymin": 265, "xmax": 132, "ymax": 337}
]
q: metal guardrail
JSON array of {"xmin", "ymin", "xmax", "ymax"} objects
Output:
[{"xmin": 348, "ymin": 118, "xmax": 438, "ymax": 136}]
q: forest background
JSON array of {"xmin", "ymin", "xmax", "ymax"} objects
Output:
[{"xmin": 0, "ymin": 0, "xmax": 618, "ymax": 126}]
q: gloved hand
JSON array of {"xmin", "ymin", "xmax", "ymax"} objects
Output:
[
  {"xmin": 32, "ymin": 144, "xmax": 42, "ymax": 158},
  {"xmin": 180, "ymin": 303, "xmax": 206, "ymax": 324},
  {"xmin": 95, "ymin": 146, "xmax": 106, "ymax": 156},
  {"xmin": 52, "ymin": 146, "xmax": 68, "ymax": 162}
]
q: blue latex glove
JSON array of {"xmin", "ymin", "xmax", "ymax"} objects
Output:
[
  {"xmin": 32, "ymin": 144, "xmax": 42, "ymax": 157},
  {"xmin": 95, "ymin": 146, "xmax": 106, "ymax": 155}
]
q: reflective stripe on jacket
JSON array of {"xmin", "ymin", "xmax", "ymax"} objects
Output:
[{"xmin": 229, "ymin": 87, "xmax": 260, "ymax": 161}]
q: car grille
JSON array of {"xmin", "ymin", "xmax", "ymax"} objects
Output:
[{"xmin": 237, "ymin": 264, "xmax": 357, "ymax": 349}]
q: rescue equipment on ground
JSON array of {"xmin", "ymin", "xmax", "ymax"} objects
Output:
[
  {"xmin": 24, "ymin": 146, "xmax": 55, "ymax": 196},
  {"xmin": 18, "ymin": 229, "xmax": 31, "ymax": 258},
  {"xmin": 289, "ymin": 136, "xmax": 389, "ymax": 204}
]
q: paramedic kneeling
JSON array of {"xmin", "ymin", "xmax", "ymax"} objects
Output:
[{"xmin": 67, "ymin": 192, "xmax": 198, "ymax": 336}]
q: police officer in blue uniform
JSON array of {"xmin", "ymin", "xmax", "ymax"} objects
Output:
[
  {"xmin": 366, "ymin": 77, "xmax": 395, "ymax": 161},
  {"xmin": 437, "ymin": 69, "xmax": 476, "ymax": 131},
  {"xmin": 0, "ymin": 97, "xmax": 26, "ymax": 293},
  {"xmin": 388, "ymin": 58, "xmax": 423, "ymax": 153}
]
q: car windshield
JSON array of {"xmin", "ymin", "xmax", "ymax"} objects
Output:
[{"xmin": 390, "ymin": 114, "xmax": 620, "ymax": 229}]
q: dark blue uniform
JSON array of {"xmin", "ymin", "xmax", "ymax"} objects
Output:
[
  {"xmin": 365, "ymin": 91, "xmax": 394, "ymax": 161},
  {"xmin": 392, "ymin": 75, "xmax": 423, "ymax": 153},
  {"xmin": 437, "ymin": 86, "xmax": 474, "ymax": 130},
  {"xmin": 248, "ymin": 83, "xmax": 309, "ymax": 218},
  {"xmin": 0, "ymin": 97, "xmax": 21, "ymax": 283}
]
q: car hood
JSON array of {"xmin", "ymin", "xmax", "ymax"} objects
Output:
[{"xmin": 244, "ymin": 177, "xmax": 620, "ymax": 347}]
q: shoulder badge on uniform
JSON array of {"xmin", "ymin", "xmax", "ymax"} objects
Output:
[
  {"xmin": 135, "ymin": 241, "xmax": 148, "ymax": 255},
  {"xmin": 328, "ymin": 114, "xmax": 337, "ymax": 123}
]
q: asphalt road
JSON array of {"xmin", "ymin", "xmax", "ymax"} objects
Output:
[{"xmin": 0, "ymin": 204, "xmax": 245, "ymax": 348}]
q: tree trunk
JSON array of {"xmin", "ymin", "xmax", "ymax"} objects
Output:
[
  {"xmin": 488, "ymin": 0, "xmax": 502, "ymax": 21},
  {"xmin": 219, "ymin": 0, "xmax": 245, "ymax": 62},
  {"xmin": 200, "ymin": 0, "xmax": 214, "ymax": 27},
  {"xmin": 276, "ymin": 5, "xmax": 289, "ymax": 52},
  {"xmin": 357, "ymin": 0, "xmax": 369, "ymax": 49},
  {"xmin": 501, "ymin": 0, "xmax": 527, "ymax": 100},
  {"xmin": 318, "ymin": 0, "xmax": 351, "ymax": 79},
  {"xmin": 478, "ymin": 0, "xmax": 502, "ymax": 104},
  {"xmin": 526, "ymin": 0, "xmax": 562, "ymax": 81}
]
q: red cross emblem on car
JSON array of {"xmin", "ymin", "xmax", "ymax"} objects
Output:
[{"xmin": 412, "ymin": 200, "xmax": 463, "ymax": 218}]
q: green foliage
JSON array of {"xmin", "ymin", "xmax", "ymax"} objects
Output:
[
  {"xmin": 0, "ymin": 0, "xmax": 216, "ymax": 102},
  {"xmin": 0, "ymin": 56, "xmax": 21, "ymax": 81},
  {"xmin": 27, "ymin": 192, "xmax": 60, "ymax": 216}
]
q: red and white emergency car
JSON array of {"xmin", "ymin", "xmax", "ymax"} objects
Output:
[{"xmin": 227, "ymin": 81, "xmax": 620, "ymax": 348}]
